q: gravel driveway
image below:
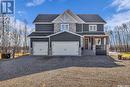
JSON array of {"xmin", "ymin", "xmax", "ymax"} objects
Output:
[{"xmin": 0, "ymin": 56, "xmax": 120, "ymax": 81}]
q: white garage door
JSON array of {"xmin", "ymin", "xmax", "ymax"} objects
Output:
[
  {"xmin": 52, "ymin": 41, "xmax": 79, "ymax": 56},
  {"xmin": 33, "ymin": 42, "xmax": 48, "ymax": 55}
]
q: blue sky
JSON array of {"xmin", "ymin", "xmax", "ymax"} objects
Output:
[{"xmin": 14, "ymin": 0, "xmax": 130, "ymax": 28}]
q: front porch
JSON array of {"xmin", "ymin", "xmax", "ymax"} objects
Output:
[{"xmin": 82, "ymin": 35, "xmax": 109, "ymax": 55}]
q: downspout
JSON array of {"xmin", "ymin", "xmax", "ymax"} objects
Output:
[
  {"xmin": 48, "ymin": 36, "xmax": 51, "ymax": 56},
  {"xmin": 29, "ymin": 37, "xmax": 32, "ymax": 55}
]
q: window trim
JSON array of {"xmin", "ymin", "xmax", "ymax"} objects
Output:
[
  {"xmin": 89, "ymin": 25, "xmax": 97, "ymax": 31},
  {"xmin": 60, "ymin": 24, "xmax": 69, "ymax": 31}
]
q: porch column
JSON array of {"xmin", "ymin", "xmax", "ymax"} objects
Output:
[
  {"xmin": 106, "ymin": 36, "xmax": 109, "ymax": 55},
  {"xmin": 93, "ymin": 37, "xmax": 96, "ymax": 55}
]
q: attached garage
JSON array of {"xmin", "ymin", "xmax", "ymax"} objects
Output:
[
  {"xmin": 52, "ymin": 41, "xmax": 79, "ymax": 56},
  {"xmin": 29, "ymin": 31, "xmax": 82, "ymax": 56},
  {"xmin": 50, "ymin": 31, "xmax": 81, "ymax": 56},
  {"xmin": 33, "ymin": 42, "xmax": 48, "ymax": 55}
]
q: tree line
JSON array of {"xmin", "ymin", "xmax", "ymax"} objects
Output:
[
  {"xmin": 106, "ymin": 22, "xmax": 130, "ymax": 52},
  {"xmin": 0, "ymin": 14, "xmax": 31, "ymax": 58}
]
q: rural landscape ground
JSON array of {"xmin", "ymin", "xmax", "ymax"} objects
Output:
[{"xmin": 0, "ymin": 55, "xmax": 130, "ymax": 87}]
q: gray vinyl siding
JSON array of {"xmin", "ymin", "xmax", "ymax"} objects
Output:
[
  {"xmin": 97, "ymin": 24, "xmax": 104, "ymax": 31},
  {"xmin": 30, "ymin": 38, "xmax": 49, "ymax": 48},
  {"xmin": 83, "ymin": 24, "xmax": 89, "ymax": 31},
  {"xmin": 76, "ymin": 24, "xmax": 104, "ymax": 32},
  {"xmin": 50, "ymin": 32, "xmax": 81, "ymax": 47},
  {"xmin": 76, "ymin": 24, "xmax": 82, "ymax": 32},
  {"xmin": 35, "ymin": 24, "xmax": 54, "ymax": 32}
]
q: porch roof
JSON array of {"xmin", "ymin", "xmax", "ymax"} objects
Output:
[{"xmin": 77, "ymin": 32, "xmax": 109, "ymax": 37}]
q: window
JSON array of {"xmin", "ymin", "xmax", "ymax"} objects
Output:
[
  {"xmin": 95, "ymin": 38, "xmax": 101, "ymax": 45},
  {"xmin": 76, "ymin": 24, "xmax": 83, "ymax": 32},
  {"xmin": 89, "ymin": 25, "xmax": 97, "ymax": 31},
  {"xmin": 61, "ymin": 24, "xmax": 69, "ymax": 31}
]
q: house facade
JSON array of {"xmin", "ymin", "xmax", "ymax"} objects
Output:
[{"xmin": 28, "ymin": 10, "xmax": 109, "ymax": 56}]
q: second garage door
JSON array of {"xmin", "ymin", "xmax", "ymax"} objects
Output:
[{"xmin": 52, "ymin": 41, "xmax": 79, "ymax": 56}]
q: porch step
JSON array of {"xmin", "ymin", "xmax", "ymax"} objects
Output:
[{"xmin": 82, "ymin": 50, "xmax": 95, "ymax": 56}]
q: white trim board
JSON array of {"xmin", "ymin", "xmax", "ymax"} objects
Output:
[{"xmin": 48, "ymin": 31, "xmax": 82, "ymax": 37}]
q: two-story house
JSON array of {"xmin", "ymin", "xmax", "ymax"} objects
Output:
[{"xmin": 28, "ymin": 10, "xmax": 109, "ymax": 56}]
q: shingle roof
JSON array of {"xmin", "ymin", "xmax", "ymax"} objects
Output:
[
  {"xmin": 33, "ymin": 14, "xmax": 106, "ymax": 23},
  {"xmin": 28, "ymin": 32, "xmax": 54, "ymax": 37},
  {"xmin": 77, "ymin": 14, "xmax": 106, "ymax": 23},
  {"xmin": 33, "ymin": 14, "xmax": 59, "ymax": 23}
]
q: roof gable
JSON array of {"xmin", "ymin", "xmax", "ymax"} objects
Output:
[
  {"xmin": 52, "ymin": 10, "xmax": 79, "ymax": 23},
  {"xmin": 52, "ymin": 10, "xmax": 85, "ymax": 23},
  {"xmin": 66, "ymin": 10, "xmax": 85, "ymax": 23}
]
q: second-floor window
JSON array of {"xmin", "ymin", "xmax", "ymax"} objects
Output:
[
  {"xmin": 89, "ymin": 25, "xmax": 97, "ymax": 31},
  {"xmin": 61, "ymin": 24, "xmax": 69, "ymax": 31}
]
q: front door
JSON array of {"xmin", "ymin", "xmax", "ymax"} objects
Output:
[{"xmin": 84, "ymin": 38, "xmax": 89, "ymax": 49}]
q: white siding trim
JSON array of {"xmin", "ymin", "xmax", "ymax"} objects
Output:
[{"xmin": 48, "ymin": 31, "xmax": 82, "ymax": 37}]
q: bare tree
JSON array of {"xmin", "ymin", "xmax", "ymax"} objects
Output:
[{"xmin": 23, "ymin": 19, "xmax": 28, "ymax": 54}]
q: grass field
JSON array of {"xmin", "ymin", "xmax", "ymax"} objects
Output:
[
  {"xmin": 121, "ymin": 52, "xmax": 130, "ymax": 58},
  {"xmin": 110, "ymin": 52, "xmax": 130, "ymax": 59}
]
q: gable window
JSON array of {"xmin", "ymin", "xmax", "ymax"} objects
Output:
[
  {"xmin": 89, "ymin": 25, "xmax": 97, "ymax": 31},
  {"xmin": 61, "ymin": 24, "xmax": 69, "ymax": 31}
]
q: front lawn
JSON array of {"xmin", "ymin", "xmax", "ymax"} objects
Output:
[{"xmin": 121, "ymin": 52, "xmax": 130, "ymax": 58}]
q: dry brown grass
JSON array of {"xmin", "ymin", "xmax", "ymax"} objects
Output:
[{"xmin": 0, "ymin": 59, "xmax": 130, "ymax": 87}]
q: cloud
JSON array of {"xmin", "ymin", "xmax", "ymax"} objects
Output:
[
  {"xmin": 111, "ymin": 0, "xmax": 130, "ymax": 12},
  {"xmin": 106, "ymin": 0, "xmax": 130, "ymax": 27},
  {"xmin": 17, "ymin": 11, "xmax": 26, "ymax": 16},
  {"xmin": 26, "ymin": 0, "xmax": 45, "ymax": 7},
  {"xmin": 107, "ymin": 10, "xmax": 130, "ymax": 27},
  {"xmin": 26, "ymin": 0, "xmax": 66, "ymax": 7}
]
